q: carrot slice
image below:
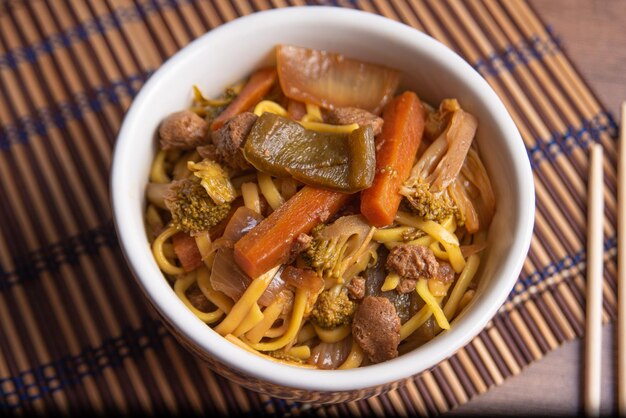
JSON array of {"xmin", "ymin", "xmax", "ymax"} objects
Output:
[
  {"xmin": 211, "ymin": 68, "xmax": 277, "ymax": 131},
  {"xmin": 360, "ymin": 91, "xmax": 425, "ymax": 227},
  {"xmin": 172, "ymin": 232, "xmax": 203, "ymax": 272},
  {"xmin": 234, "ymin": 186, "xmax": 351, "ymax": 278}
]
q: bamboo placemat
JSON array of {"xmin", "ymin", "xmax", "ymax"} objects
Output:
[{"xmin": 0, "ymin": 0, "xmax": 618, "ymax": 416}]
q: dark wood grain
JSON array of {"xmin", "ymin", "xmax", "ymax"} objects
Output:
[{"xmin": 451, "ymin": 0, "xmax": 625, "ymax": 414}]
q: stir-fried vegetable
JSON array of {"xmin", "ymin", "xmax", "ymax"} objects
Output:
[
  {"xmin": 172, "ymin": 232, "xmax": 203, "ymax": 272},
  {"xmin": 163, "ymin": 178, "xmax": 232, "ymax": 234},
  {"xmin": 276, "ymin": 44, "xmax": 400, "ymax": 114},
  {"xmin": 211, "ymin": 68, "xmax": 277, "ymax": 131},
  {"xmin": 400, "ymin": 99, "xmax": 493, "ymax": 233},
  {"xmin": 243, "ymin": 113, "xmax": 375, "ymax": 192},
  {"xmin": 234, "ymin": 186, "xmax": 351, "ymax": 278},
  {"xmin": 305, "ymin": 215, "xmax": 374, "ymax": 280},
  {"xmin": 361, "ymin": 91, "xmax": 426, "ymax": 227},
  {"xmin": 188, "ymin": 159, "xmax": 236, "ymax": 205},
  {"xmin": 310, "ymin": 289, "xmax": 356, "ymax": 329}
]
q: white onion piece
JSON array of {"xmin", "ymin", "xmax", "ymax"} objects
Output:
[
  {"xmin": 307, "ymin": 337, "xmax": 352, "ymax": 369},
  {"xmin": 277, "ymin": 45, "xmax": 400, "ymax": 114}
]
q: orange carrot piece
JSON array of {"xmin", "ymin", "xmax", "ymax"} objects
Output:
[
  {"xmin": 210, "ymin": 68, "xmax": 277, "ymax": 131},
  {"xmin": 172, "ymin": 232, "xmax": 203, "ymax": 272},
  {"xmin": 360, "ymin": 91, "xmax": 425, "ymax": 227},
  {"xmin": 234, "ymin": 186, "xmax": 351, "ymax": 278}
]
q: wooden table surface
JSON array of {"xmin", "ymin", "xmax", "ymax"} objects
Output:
[{"xmin": 452, "ymin": 0, "xmax": 626, "ymax": 415}]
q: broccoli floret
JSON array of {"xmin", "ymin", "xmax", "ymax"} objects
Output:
[
  {"xmin": 164, "ymin": 178, "xmax": 231, "ymax": 234},
  {"xmin": 187, "ymin": 159, "xmax": 236, "ymax": 205},
  {"xmin": 401, "ymin": 180, "xmax": 463, "ymax": 226},
  {"xmin": 306, "ymin": 235, "xmax": 347, "ymax": 279},
  {"xmin": 310, "ymin": 290, "xmax": 356, "ymax": 329}
]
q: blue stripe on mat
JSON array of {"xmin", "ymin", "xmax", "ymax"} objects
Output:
[
  {"xmin": 0, "ymin": 236, "xmax": 616, "ymax": 410},
  {"xmin": 0, "ymin": 317, "xmax": 167, "ymax": 410},
  {"xmin": 0, "ymin": 0, "xmax": 199, "ymax": 70},
  {"xmin": 0, "ymin": 220, "xmax": 118, "ymax": 292}
]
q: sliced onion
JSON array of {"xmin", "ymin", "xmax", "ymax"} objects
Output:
[
  {"xmin": 277, "ymin": 45, "xmax": 400, "ymax": 114},
  {"xmin": 426, "ymin": 109, "xmax": 477, "ymax": 192},
  {"xmin": 258, "ymin": 267, "xmax": 286, "ymax": 307},
  {"xmin": 448, "ymin": 176, "xmax": 479, "ymax": 234},
  {"xmin": 461, "ymin": 147, "xmax": 496, "ymax": 227},
  {"xmin": 213, "ymin": 206, "xmax": 263, "ymax": 249},
  {"xmin": 308, "ymin": 337, "xmax": 352, "ymax": 369},
  {"xmin": 210, "ymin": 247, "xmax": 285, "ymax": 306},
  {"xmin": 282, "ymin": 266, "xmax": 323, "ymax": 293},
  {"xmin": 210, "ymin": 247, "xmax": 251, "ymax": 301}
]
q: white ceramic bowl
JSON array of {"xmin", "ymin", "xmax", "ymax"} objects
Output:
[{"xmin": 111, "ymin": 6, "xmax": 535, "ymax": 402}]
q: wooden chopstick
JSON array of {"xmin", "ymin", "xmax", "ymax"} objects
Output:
[
  {"xmin": 618, "ymin": 101, "xmax": 626, "ymax": 416},
  {"xmin": 585, "ymin": 142, "xmax": 604, "ymax": 416}
]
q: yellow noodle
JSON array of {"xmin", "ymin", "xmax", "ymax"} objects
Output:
[
  {"xmin": 443, "ymin": 254, "xmax": 480, "ymax": 320},
  {"xmin": 231, "ymin": 173, "xmax": 257, "ymax": 190},
  {"xmin": 253, "ymin": 100, "xmax": 288, "ymax": 117},
  {"xmin": 299, "ymin": 120, "xmax": 359, "ymax": 133},
  {"xmin": 246, "ymin": 297, "xmax": 285, "ymax": 344},
  {"xmin": 296, "ymin": 323, "xmax": 317, "ymax": 344},
  {"xmin": 224, "ymin": 334, "xmax": 317, "ymax": 369},
  {"xmin": 214, "ymin": 266, "xmax": 280, "ymax": 336},
  {"xmin": 313, "ymin": 324, "xmax": 351, "ymax": 344},
  {"xmin": 150, "ymin": 149, "xmax": 170, "ymax": 183},
  {"xmin": 264, "ymin": 321, "xmax": 290, "ymax": 338},
  {"xmin": 302, "ymin": 103, "xmax": 323, "ymax": 122},
  {"xmin": 233, "ymin": 303, "xmax": 264, "ymax": 337},
  {"xmin": 193, "ymin": 232, "xmax": 213, "ymax": 269},
  {"xmin": 396, "ymin": 211, "xmax": 459, "ymax": 245},
  {"xmin": 338, "ymin": 340, "xmax": 364, "ymax": 370},
  {"xmin": 416, "ymin": 278, "xmax": 450, "ymax": 330},
  {"xmin": 249, "ymin": 288, "xmax": 308, "ymax": 351},
  {"xmin": 342, "ymin": 242, "xmax": 378, "ymax": 280},
  {"xmin": 400, "ymin": 302, "xmax": 437, "ymax": 341},
  {"xmin": 372, "ymin": 226, "xmax": 416, "ymax": 243},
  {"xmin": 152, "ymin": 226, "xmax": 185, "ymax": 276},
  {"xmin": 285, "ymin": 345, "xmax": 311, "ymax": 361},
  {"xmin": 406, "ymin": 235, "xmax": 434, "ymax": 247},
  {"xmin": 396, "ymin": 211, "xmax": 465, "ymax": 273},
  {"xmin": 241, "ymin": 182, "xmax": 261, "ymax": 214},
  {"xmin": 429, "ymin": 241, "xmax": 449, "ymax": 260},
  {"xmin": 174, "ymin": 272, "xmax": 224, "ymax": 324},
  {"xmin": 458, "ymin": 289, "xmax": 476, "ymax": 313},
  {"xmin": 196, "ymin": 267, "xmax": 233, "ymax": 313},
  {"xmin": 162, "ymin": 242, "xmax": 175, "ymax": 260},
  {"xmin": 381, "ymin": 272, "xmax": 400, "ymax": 292},
  {"xmin": 257, "ymin": 172, "xmax": 284, "ymax": 210}
]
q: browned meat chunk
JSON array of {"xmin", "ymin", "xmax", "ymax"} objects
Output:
[
  {"xmin": 346, "ymin": 276, "xmax": 365, "ymax": 300},
  {"xmin": 196, "ymin": 144, "xmax": 219, "ymax": 160},
  {"xmin": 325, "ymin": 107, "xmax": 384, "ymax": 136},
  {"xmin": 386, "ymin": 245, "xmax": 439, "ymax": 280},
  {"xmin": 396, "ymin": 278, "xmax": 417, "ymax": 294},
  {"xmin": 387, "ymin": 245, "xmax": 456, "ymax": 293},
  {"xmin": 352, "ymin": 296, "xmax": 401, "ymax": 363},
  {"xmin": 159, "ymin": 110, "xmax": 209, "ymax": 150},
  {"xmin": 287, "ymin": 233, "xmax": 312, "ymax": 264},
  {"xmin": 210, "ymin": 112, "xmax": 258, "ymax": 170},
  {"xmin": 437, "ymin": 262, "xmax": 455, "ymax": 283},
  {"xmin": 185, "ymin": 282, "xmax": 212, "ymax": 312}
]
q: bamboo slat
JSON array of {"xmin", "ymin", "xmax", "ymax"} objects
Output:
[{"xmin": 0, "ymin": 0, "xmax": 618, "ymax": 415}]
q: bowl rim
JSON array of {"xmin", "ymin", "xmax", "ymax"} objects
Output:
[{"xmin": 111, "ymin": 6, "xmax": 535, "ymax": 392}]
